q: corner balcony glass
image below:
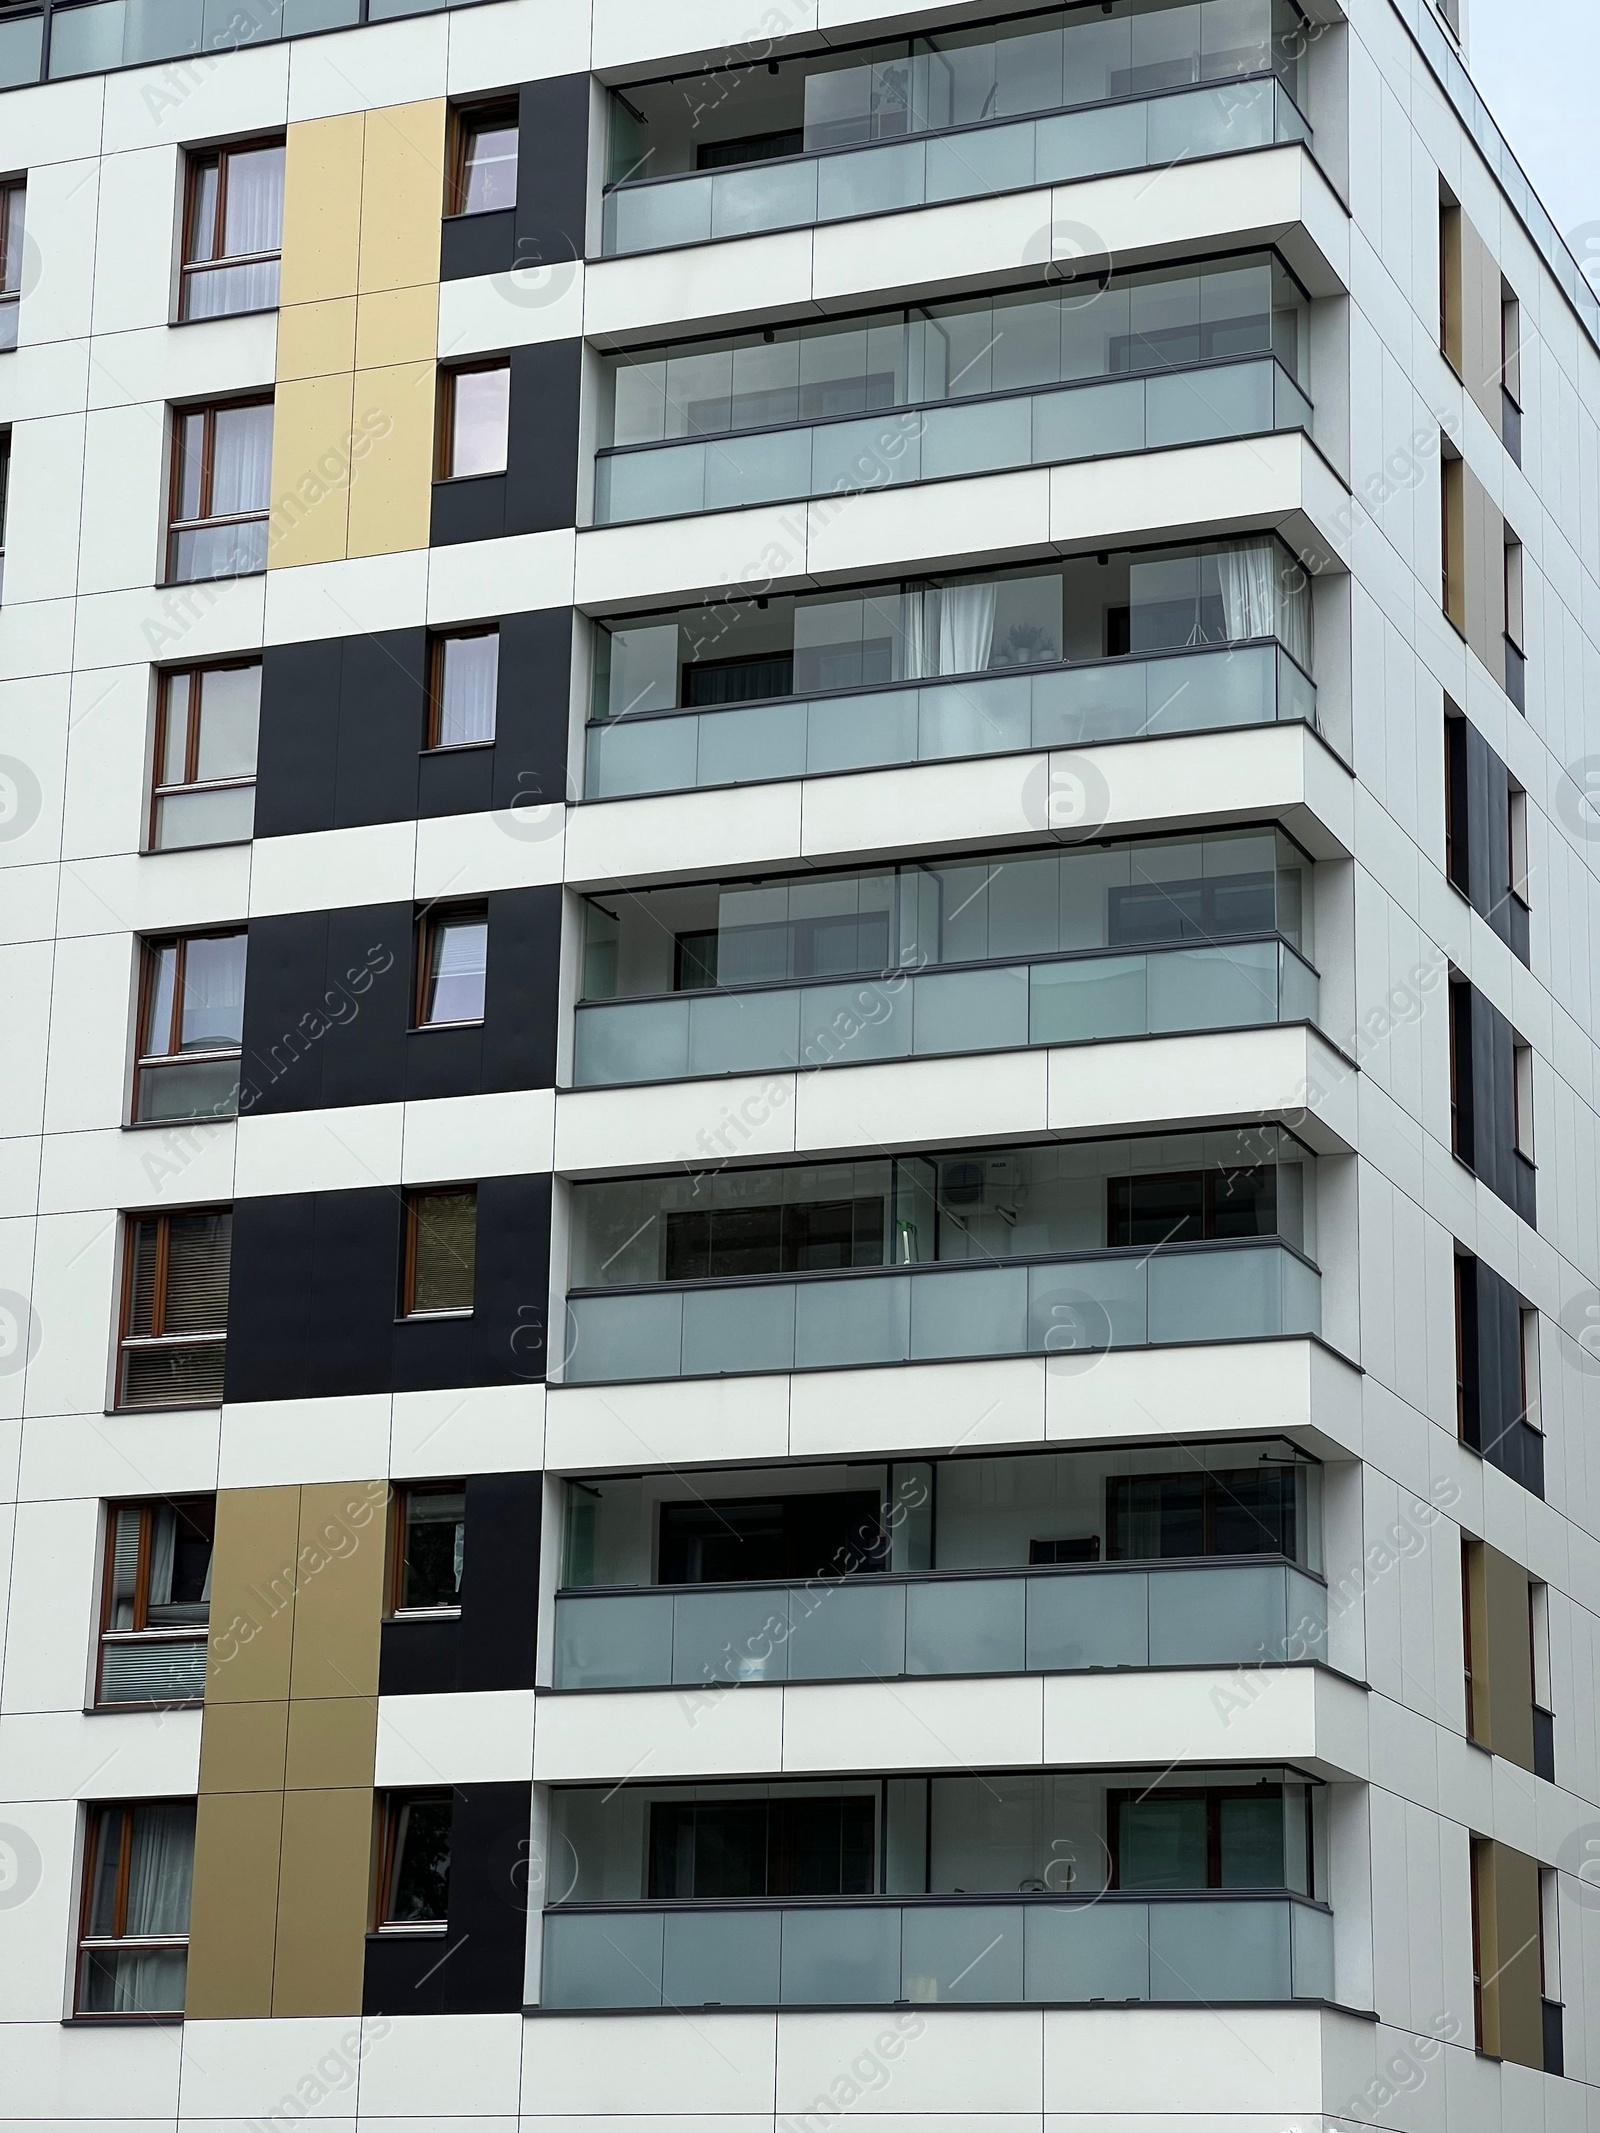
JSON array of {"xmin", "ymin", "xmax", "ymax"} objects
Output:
[
  {"xmin": 602, "ymin": 77, "xmax": 1310, "ymax": 257},
  {"xmin": 586, "ymin": 640, "xmax": 1316, "ymax": 802},
  {"xmin": 573, "ymin": 936, "xmax": 1317, "ymax": 1088},
  {"xmin": 541, "ymin": 1893, "xmax": 1334, "ymax": 2009},
  {"xmin": 595, "ymin": 355, "xmax": 1312, "ymax": 527},
  {"xmin": 563, "ymin": 1239, "xmax": 1320, "ymax": 1386},
  {"xmin": 553, "ymin": 1558, "xmax": 1328, "ymax": 1690}
]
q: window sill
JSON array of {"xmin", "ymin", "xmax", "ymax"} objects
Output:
[
  {"xmin": 372, "ymin": 1921, "xmax": 448, "ymax": 1937},
  {"xmin": 390, "ymin": 1607, "xmax": 463, "ymax": 1622},
  {"xmin": 412, "ymin": 1018, "xmax": 486, "ymax": 1032},
  {"xmin": 121, "ymin": 1115, "xmax": 237, "ymax": 1132},
  {"xmin": 435, "ymin": 468, "xmax": 508, "ymax": 485},
  {"xmin": 170, "ymin": 306, "xmax": 280, "ymax": 328},
  {"xmin": 421, "ymin": 740, "xmax": 494, "ymax": 755},
  {"xmin": 64, "ymin": 2012, "xmax": 184, "ymax": 2026},
  {"xmin": 90, "ymin": 1698, "xmax": 204, "ymax": 1715},
  {"xmin": 160, "ymin": 566, "xmax": 267, "ymax": 590},
  {"xmin": 142, "ymin": 835, "xmax": 253, "ymax": 856},
  {"xmin": 397, "ymin": 1309, "xmax": 474, "ymax": 1323}
]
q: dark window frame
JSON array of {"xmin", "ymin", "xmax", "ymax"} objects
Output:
[
  {"xmin": 435, "ymin": 359, "xmax": 510, "ymax": 481},
  {"xmin": 446, "ymin": 99, "xmax": 519, "ymax": 218},
  {"xmin": 179, "ymin": 138, "xmax": 285, "ymax": 321},
  {"xmin": 388, "ymin": 1481, "xmax": 467, "ymax": 1618},
  {"xmin": 1106, "ymin": 1782, "xmax": 1309, "ymax": 1894},
  {"xmin": 399, "ymin": 1184, "xmax": 479, "ymax": 1318},
  {"xmin": 165, "ymin": 393, "xmax": 274, "ymax": 584},
  {"xmin": 425, "ymin": 626, "xmax": 499, "ymax": 751},
  {"xmin": 374, "ymin": 1788, "xmax": 453, "ymax": 1931},
  {"xmin": 75, "ymin": 1799, "xmax": 194, "ymax": 2017},
  {"xmin": 115, "ymin": 1207, "xmax": 231, "ymax": 1412}
]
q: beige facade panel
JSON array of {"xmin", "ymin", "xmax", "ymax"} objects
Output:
[
  {"xmin": 287, "ymin": 1480, "xmax": 388, "ymax": 1700},
  {"xmin": 205, "ymin": 1486, "xmax": 301, "ymax": 1705},
  {"xmin": 285, "ymin": 1695, "xmax": 380, "ymax": 1791},
  {"xmin": 1483, "ymin": 1543, "xmax": 1536, "ymax": 1772},
  {"xmin": 1462, "ymin": 461, "xmax": 1507, "ymax": 675},
  {"xmin": 272, "ymin": 1787, "xmax": 376, "ymax": 2018},
  {"xmin": 279, "ymin": 114, "xmax": 365, "ymax": 307},
  {"xmin": 1477, "ymin": 1839, "xmax": 1543, "ymax": 2070},
  {"xmin": 198, "ymin": 1697, "xmax": 290, "ymax": 1794},
  {"xmin": 357, "ymin": 99, "xmax": 446, "ymax": 294},
  {"xmin": 186, "ymin": 1790, "xmax": 285, "ymax": 2020},
  {"xmin": 347, "ymin": 359, "xmax": 437, "ymax": 558},
  {"xmin": 268, "ymin": 372, "xmax": 358, "ymax": 569}
]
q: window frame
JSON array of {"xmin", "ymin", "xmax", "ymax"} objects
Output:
[
  {"xmin": 179, "ymin": 138, "xmax": 285, "ymax": 322},
  {"xmin": 425, "ymin": 626, "xmax": 499, "ymax": 751},
  {"xmin": 399, "ymin": 1184, "xmax": 479, "ymax": 1319},
  {"xmin": 388, "ymin": 1481, "xmax": 467, "ymax": 1618},
  {"xmin": 165, "ymin": 393, "xmax": 274, "ymax": 585},
  {"xmin": 0, "ymin": 178, "xmax": 24, "ymax": 350},
  {"xmin": 148, "ymin": 660, "xmax": 261, "ymax": 850},
  {"xmin": 413, "ymin": 903, "xmax": 490, "ymax": 1029},
  {"xmin": 95, "ymin": 1497, "xmax": 214, "ymax": 1709},
  {"xmin": 374, "ymin": 1788, "xmax": 454, "ymax": 1932},
  {"xmin": 75, "ymin": 1799, "xmax": 194, "ymax": 2018},
  {"xmin": 435, "ymin": 359, "xmax": 510, "ymax": 482},
  {"xmin": 446, "ymin": 100, "xmax": 519, "ymax": 218},
  {"xmin": 115, "ymin": 1207, "xmax": 231, "ymax": 1413},
  {"xmin": 132, "ymin": 928, "xmax": 247, "ymax": 1123},
  {"xmin": 1105, "ymin": 1782, "xmax": 1310, "ymax": 1894}
]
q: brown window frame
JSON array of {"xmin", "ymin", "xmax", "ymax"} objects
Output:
[
  {"xmin": 1105, "ymin": 1782, "xmax": 1311, "ymax": 1894},
  {"xmin": 95, "ymin": 1498, "xmax": 215, "ymax": 1709},
  {"xmin": 166, "ymin": 394, "xmax": 274, "ymax": 584},
  {"xmin": 75, "ymin": 1799, "xmax": 194, "ymax": 2018},
  {"xmin": 413, "ymin": 903, "xmax": 489, "ymax": 1029},
  {"xmin": 0, "ymin": 178, "xmax": 23, "ymax": 349},
  {"xmin": 374, "ymin": 1788, "xmax": 454, "ymax": 1932},
  {"xmin": 132, "ymin": 928, "xmax": 246, "ymax": 1124},
  {"xmin": 425, "ymin": 626, "xmax": 500, "ymax": 750},
  {"xmin": 400, "ymin": 1185, "xmax": 478, "ymax": 1318},
  {"xmin": 388, "ymin": 1481, "xmax": 467, "ymax": 1618},
  {"xmin": 435, "ymin": 360, "xmax": 510, "ymax": 482},
  {"xmin": 179, "ymin": 139, "xmax": 285, "ymax": 320},
  {"xmin": 149, "ymin": 660, "xmax": 261, "ymax": 849},
  {"xmin": 116, "ymin": 1207, "xmax": 231, "ymax": 1412},
  {"xmin": 446, "ymin": 101, "xmax": 519, "ymax": 218}
]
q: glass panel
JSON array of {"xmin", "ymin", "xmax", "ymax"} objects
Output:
[
  {"xmin": 599, "ymin": 442, "xmax": 707, "ymax": 524},
  {"xmin": 1147, "ymin": 1564, "xmax": 1286, "ymax": 1666},
  {"xmin": 449, "ymin": 368, "xmax": 510, "ymax": 477},
  {"xmin": 574, "ymin": 999, "xmax": 692, "ymax": 1086},
  {"xmin": 153, "ymin": 784, "xmax": 255, "ymax": 849},
  {"xmin": 681, "ymin": 1282, "xmax": 796, "ymax": 1376},
  {"xmin": 702, "ymin": 425, "xmax": 814, "ymax": 513},
  {"xmin": 210, "ymin": 403, "xmax": 273, "ymax": 515},
  {"xmin": 555, "ymin": 1592, "xmax": 674, "ymax": 1688},
  {"xmin": 793, "ymin": 1274, "xmax": 909, "ymax": 1369},
  {"xmin": 673, "ymin": 1588, "xmax": 791, "ymax": 1686},
  {"xmin": 1029, "ymin": 955, "xmax": 1148, "ymax": 1044},
  {"xmin": 902, "ymin": 1904, "xmax": 1024, "ymax": 2001},
  {"xmin": 1117, "ymin": 1795, "xmax": 1206, "ymax": 1890},
  {"xmin": 172, "ymin": 520, "xmax": 268, "ymax": 581},
  {"xmin": 1025, "ymin": 1571, "xmax": 1149, "ymax": 1670},
  {"xmin": 135, "ymin": 1057, "xmax": 240, "ymax": 1123},
  {"xmin": 905, "ymin": 1576, "xmax": 1025, "ymax": 1675},
  {"xmin": 697, "ymin": 701, "xmax": 808, "ymax": 786},
  {"xmin": 98, "ymin": 1636, "xmax": 208, "ymax": 1703},
  {"xmin": 1291, "ymin": 1899, "xmax": 1334, "ymax": 1999},
  {"xmin": 78, "ymin": 1947, "xmax": 188, "ymax": 2014},
  {"xmin": 909, "ymin": 1264, "xmax": 1027, "ymax": 1361},
  {"xmin": 1147, "ymin": 940, "xmax": 1280, "ymax": 1032},
  {"xmin": 565, "ymin": 1291, "xmax": 683, "ymax": 1383},
  {"xmin": 179, "ymin": 934, "xmax": 245, "ymax": 1049},
  {"xmin": 409, "ymin": 1191, "xmax": 476, "ymax": 1313},
  {"xmin": 664, "ymin": 1907, "xmax": 781, "ymax": 2006},
  {"xmin": 806, "ymin": 689, "xmax": 919, "ymax": 773},
  {"xmin": 543, "ymin": 1911, "xmax": 664, "ymax": 2008},
  {"xmin": 192, "ymin": 666, "xmax": 260, "ymax": 779},
  {"xmin": 1032, "ymin": 99, "xmax": 1149, "ymax": 183},
  {"xmin": 919, "ymin": 674, "xmax": 1032, "ymax": 759},
  {"xmin": 710, "ymin": 159, "xmax": 818, "ymax": 239},
  {"xmin": 1025, "ymin": 1900, "xmax": 1151, "ymax": 2002},
  {"xmin": 1146, "ymin": 1244, "xmax": 1283, "ymax": 1344},
  {"xmin": 686, "ymin": 988, "xmax": 802, "ymax": 1076},
  {"xmin": 784, "ymin": 1579, "xmax": 906, "ymax": 1680},
  {"xmin": 1027, "ymin": 1257, "xmax": 1148, "ymax": 1354},
  {"xmin": 0, "ymin": 15, "xmax": 44, "ymax": 89},
  {"xmin": 387, "ymin": 1797, "xmax": 451, "ymax": 1921},
  {"xmin": 919, "ymin": 395, "xmax": 1033, "ymax": 482},
  {"xmin": 797, "ymin": 980, "xmax": 911, "ymax": 1068},
  {"xmin": 1032, "ymin": 376, "xmax": 1146, "ymax": 462},
  {"xmin": 399, "ymin": 1486, "xmax": 465, "ymax": 1607},
  {"xmin": 1148, "ymin": 1897, "xmax": 1289, "ymax": 1999},
  {"xmin": 779, "ymin": 1905, "xmax": 900, "ymax": 2003},
  {"xmin": 435, "ymin": 633, "xmax": 498, "ymax": 746},
  {"xmin": 912, "ymin": 965, "xmax": 1028, "ymax": 1055},
  {"xmin": 816, "ymin": 140, "xmax": 924, "ymax": 223},
  {"xmin": 461, "ymin": 120, "xmax": 519, "ymax": 215},
  {"xmin": 423, "ymin": 918, "xmax": 487, "ymax": 1023},
  {"xmin": 586, "ymin": 714, "xmax": 700, "ymax": 799}
]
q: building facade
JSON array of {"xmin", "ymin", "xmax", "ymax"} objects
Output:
[{"xmin": 2, "ymin": 0, "xmax": 1599, "ymax": 2123}]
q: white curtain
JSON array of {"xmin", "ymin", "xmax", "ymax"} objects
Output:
[
  {"xmin": 224, "ymin": 145, "xmax": 285, "ymax": 257},
  {"xmin": 901, "ymin": 588, "xmax": 933, "ymax": 680},
  {"xmin": 1218, "ymin": 540, "xmax": 1277, "ymax": 644},
  {"xmin": 938, "ymin": 581, "xmax": 998, "ymax": 676},
  {"xmin": 147, "ymin": 1508, "xmax": 176, "ymax": 1609},
  {"xmin": 125, "ymin": 1804, "xmax": 195, "ymax": 1938}
]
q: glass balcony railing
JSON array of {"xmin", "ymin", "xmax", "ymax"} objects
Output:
[
  {"xmin": 563, "ymin": 1239, "xmax": 1320, "ymax": 1385},
  {"xmin": 601, "ymin": 76, "xmax": 1311, "ymax": 257},
  {"xmin": 585, "ymin": 640, "xmax": 1316, "ymax": 802},
  {"xmin": 541, "ymin": 1892, "xmax": 1335, "ymax": 2009},
  {"xmin": 595, "ymin": 355, "xmax": 1312, "ymax": 526},
  {"xmin": 553, "ymin": 1558, "xmax": 1328, "ymax": 1691},
  {"xmin": 574, "ymin": 937, "xmax": 1318, "ymax": 1088}
]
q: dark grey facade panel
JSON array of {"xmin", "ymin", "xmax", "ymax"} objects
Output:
[{"xmin": 362, "ymin": 1780, "xmax": 533, "ymax": 2016}]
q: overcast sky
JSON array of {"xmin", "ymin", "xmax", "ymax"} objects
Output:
[{"xmin": 1467, "ymin": 0, "xmax": 1600, "ymax": 279}]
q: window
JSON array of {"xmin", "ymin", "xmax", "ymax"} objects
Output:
[
  {"xmin": 1438, "ymin": 193, "xmax": 1463, "ymax": 370},
  {"xmin": 1501, "ymin": 288, "xmax": 1523, "ymax": 462},
  {"xmin": 0, "ymin": 429, "xmax": 10, "ymax": 600},
  {"xmin": 427, "ymin": 629, "xmax": 498, "ymax": 748},
  {"xmin": 1514, "ymin": 1041, "xmax": 1535, "ymax": 1159},
  {"xmin": 376, "ymin": 1792, "xmax": 452, "ymax": 1929},
  {"xmin": 150, "ymin": 661, "xmax": 260, "ymax": 849},
  {"xmin": 181, "ymin": 140, "xmax": 284, "ymax": 320},
  {"xmin": 1449, "ymin": 976, "xmax": 1472, "ymax": 1162},
  {"xmin": 1443, "ymin": 705, "xmax": 1529, "ymax": 963},
  {"xmin": 0, "ymin": 179, "xmax": 23, "ymax": 351},
  {"xmin": 391, "ymin": 1484, "xmax": 466, "ymax": 1613},
  {"xmin": 415, "ymin": 906, "xmax": 488, "ymax": 1026},
  {"xmin": 438, "ymin": 363, "xmax": 509, "ymax": 479},
  {"xmin": 1110, "ymin": 1784, "xmax": 1306, "ymax": 1891},
  {"xmin": 1106, "ymin": 1468, "xmax": 1296, "ymax": 1561},
  {"xmin": 1441, "ymin": 445, "xmax": 1465, "ymax": 633},
  {"xmin": 1503, "ymin": 535, "xmax": 1525, "ymax": 710},
  {"xmin": 134, "ymin": 931, "xmax": 246, "ymax": 1122},
  {"xmin": 97, "ymin": 1499, "xmax": 214, "ymax": 1706},
  {"xmin": 168, "ymin": 397, "xmax": 273, "ymax": 583},
  {"xmin": 401, "ymin": 1187, "xmax": 477, "ymax": 1315},
  {"xmin": 449, "ymin": 103, "xmax": 518, "ymax": 215},
  {"xmin": 649, "ymin": 1795, "xmax": 875, "ymax": 1899},
  {"xmin": 76, "ymin": 1800, "xmax": 194, "ymax": 2014},
  {"xmin": 1471, "ymin": 1836, "xmax": 1547, "ymax": 2067},
  {"xmin": 117, "ymin": 1208, "xmax": 231, "ymax": 1411}
]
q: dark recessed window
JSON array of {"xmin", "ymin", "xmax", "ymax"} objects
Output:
[
  {"xmin": 1111, "ymin": 1786, "xmax": 1293, "ymax": 1891},
  {"xmin": 151, "ymin": 662, "xmax": 259, "ymax": 849},
  {"xmin": 648, "ymin": 1795, "xmax": 875, "ymax": 1900},
  {"xmin": 168, "ymin": 398, "xmax": 273, "ymax": 582},
  {"xmin": 181, "ymin": 141, "xmax": 284, "ymax": 320},
  {"xmin": 427, "ymin": 629, "xmax": 498, "ymax": 748},
  {"xmin": 450, "ymin": 103, "xmax": 518, "ymax": 215},
  {"xmin": 378, "ymin": 1792, "xmax": 453, "ymax": 1928},
  {"xmin": 77, "ymin": 1801, "xmax": 195, "ymax": 2014},
  {"xmin": 0, "ymin": 180, "xmax": 24, "ymax": 351},
  {"xmin": 134, "ymin": 931, "xmax": 246, "ymax": 1122},
  {"xmin": 392, "ymin": 1483, "xmax": 466, "ymax": 1612},
  {"xmin": 97, "ymin": 1498, "xmax": 214, "ymax": 1706},
  {"xmin": 438, "ymin": 363, "xmax": 509, "ymax": 479},
  {"xmin": 402, "ymin": 1187, "xmax": 477, "ymax": 1316},
  {"xmin": 117, "ymin": 1209, "xmax": 231, "ymax": 1411},
  {"xmin": 415, "ymin": 907, "xmax": 488, "ymax": 1026}
]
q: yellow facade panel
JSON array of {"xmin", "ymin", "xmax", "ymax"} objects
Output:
[
  {"xmin": 272, "ymin": 1788, "xmax": 375, "ymax": 2017},
  {"xmin": 287, "ymin": 1481, "xmax": 388, "ymax": 1699},
  {"xmin": 286, "ymin": 1695, "xmax": 379, "ymax": 1791},
  {"xmin": 346, "ymin": 361, "xmax": 436, "ymax": 559},
  {"xmin": 186, "ymin": 1790, "xmax": 284, "ymax": 2019},
  {"xmin": 267, "ymin": 372, "xmax": 358, "ymax": 570},
  {"xmin": 277, "ymin": 296, "xmax": 359, "ymax": 383},
  {"xmin": 358, "ymin": 99, "xmax": 445, "ymax": 294},
  {"xmin": 355, "ymin": 282, "xmax": 439, "ymax": 370},
  {"xmin": 198, "ymin": 1698, "xmax": 290, "ymax": 1794},
  {"xmin": 279, "ymin": 113, "xmax": 365, "ymax": 307},
  {"xmin": 206, "ymin": 1488, "xmax": 301, "ymax": 1705}
]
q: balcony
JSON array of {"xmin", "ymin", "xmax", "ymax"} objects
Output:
[
  {"xmin": 595, "ymin": 355, "xmax": 1312, "ymax": 526},
  {"xmin": 541, "ymin": 1891, "xmax": 1333, "ymax": 2008},
  {"xmin": 602, "ymin": 76, "xmax": 1309, "ymax": 257},
  {"xmin": 554, "ymin": 1556, "xmax": 1326, "ymax": 1690},
  {"xmin": 574, "ymin": 937, "xmax": 1316, "ymax": 1089}
]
